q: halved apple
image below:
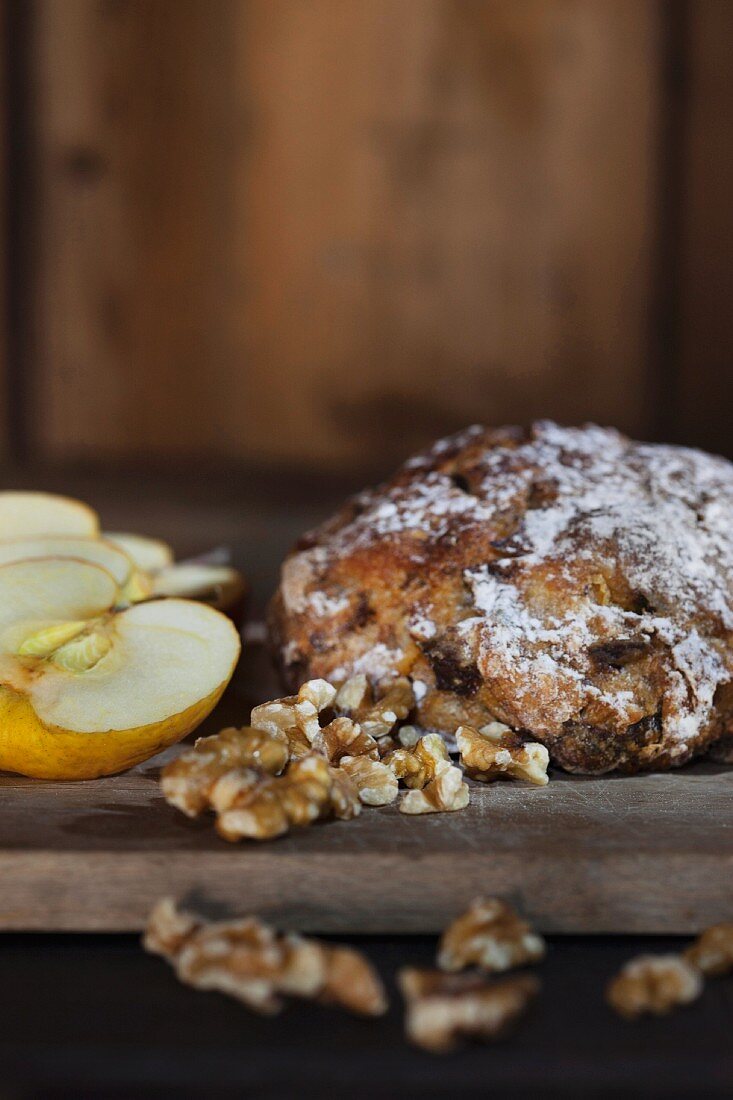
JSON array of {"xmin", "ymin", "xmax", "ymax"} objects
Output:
[
  {"xmin": 0, "ymin": 558, "xmax": 240, "ymax": 780},
  {"xmin": 0, "ymin": 492, "xmax": 99, "ymax": 538},
  {"xmin": 104, "ymin": 532, "xmax": 174, "ymax": 574}
]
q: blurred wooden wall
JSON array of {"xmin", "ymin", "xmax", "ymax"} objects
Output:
[{"xmin": 2, "ymin": 0, "xmax": 732, "ymax": 475}]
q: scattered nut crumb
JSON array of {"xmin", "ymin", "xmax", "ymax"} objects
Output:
[
  {"xmin": 161, "ymin": 726, "xmax": 289, "ymax": 817},
  {"xmin": 213, "ymin": 754, "xmax": 361, "ymax": 841},
  {"xmin": 438, "ymin": 898, "xmax": 546, "ymax": 973},
  {"xmin": 340, "ymin": 754, "xmax": 399, "ymax": 806},
  {"xmin": 399, "ymin": 968, "xmax": 539, "ymax": 1053},
  {"xmin": 606, "ymin": 955, "xmax": 703, "ymax": 1019},
  {"xmin": 457, "ymin": 723, "xmax": 549, "ymax": 786},
  {"xmin": 144, "ymin": 899, "xmax": 387, "ymax": 1017},
  {"xmin": 684, "ymin": 923, "xmax": 733, "ymax": 976}
]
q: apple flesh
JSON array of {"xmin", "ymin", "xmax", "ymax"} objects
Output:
[
  {"xmin": 0, "ymin": 536, "xmax": 135, "ymax": 589},
  {"xmin": 104, "ymin": 532, "xmax": 174, "ymax": 574},
  {"xmin": 0, "ymin": 558, "xmax": 240, "ymax": 779},
  {"xmin": 0, "ymin": 492, "xmax": 99, "ymax": 538}
]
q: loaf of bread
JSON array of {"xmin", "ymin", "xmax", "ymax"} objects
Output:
[{"xmin": 269, "ymin": 422, "xmax": 733, "ymax": 774}]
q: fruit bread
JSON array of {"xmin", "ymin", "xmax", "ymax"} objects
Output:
[{"xmin": 269, "ymin": 422, "xmax": 733, "ymax": 774}]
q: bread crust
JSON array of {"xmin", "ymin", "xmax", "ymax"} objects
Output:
[{"xmin": 269, "ymin": 422, "xmax": 733, "ymax": 774}]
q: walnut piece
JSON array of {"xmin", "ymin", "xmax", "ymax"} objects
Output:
[
  {"xmin": 384, "ymin": 730, "xmax": 474, "ymax": 814},
  {"xmin": 213, "ymin": 754, "xmax": 361, "ymax": 841},
  {"xmin": 340, "ymin": 755, "xmax": 399, "ymax": 806},
  {"xmin": 251, "ymin": 678, "xmax": 337, "ymax": 746},
  {"xmin": 311, "ymin": 715, "xmax": 379, "ymax": 763},
  {"xmin": 684, "ymin": 923, "xmax": 733, "ymax": 976},
  {"xmin": 144, "ymin": 899, "xmax": 387, "ymax": 1017},
  {"xmin": 161, "ymin": 726, "xmax": 289, "ymax": 818},
  {"xmin": 385, "ymin": 733, "xmax": 450, "ymax": 788},
  {"xmin": 457, "ymin": 723, "xmax": 549, "ymax": 786},
  {"xmin": 335, "ymin": 674, "xmax": 415, "ymax": 740},
  {"xmin": 438, "ymin": 898, "xmax": 546, "ymax": 973},
  {"xmin": 606, "ymin": 955, "xmax": 703, "ymax": 1019},
  {"xmin": 399, "ymin": 968, "xmax": 539, "ymax": 1053}
]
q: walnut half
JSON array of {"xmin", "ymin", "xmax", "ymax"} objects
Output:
[
  {"xmin": 144, "ymin": 899, "xmax": 388, "ymax": 1017},
  {"xmin": 212, "ymin": 754, "xmax": 361, "ymax": 841},
  {"xmin": 251, "ymin": 678, "xmax": 337, "ymax": 754},
  {"xmin": 684, "ymin": 923, "xmax": 733, "ymax": 977},
  {"xmin": 382, "ymin": 732, "xmax": 470, "ymax": 815},
  {"xmin": 438, "ymin": 898, "xmax": 546, "ymax": 973},
  {"xmin": 606, "ymin": 955, "xmax": 703, "ymax": 1019},
  {"xmin": 161, "ymin": 726, "xmax": 289, "ymax": 818},
  {"xmin": 339, "ymin": 755, "xmax": 399, "ymax": 806},
  {"xmin": 399, "ymin": 763, "xmax": 470, "ymax": 815},
  {"xmin": 457, "ymin": 723, "xmax": 549, "ymax": 786},
  {"xmin": 399, "ymin": 968, "xmax": 540, "ymax": 1053},
  {"xmin": 334, "ymin": 674, "xmax": 415, "ymax": 742}
]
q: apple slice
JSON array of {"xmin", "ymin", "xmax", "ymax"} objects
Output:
[
  {"xmin": 0, "ymin": 536, "xmax": 135, "ymax": 589},
  {"xmin": 0, "ymin": 558, "xmax": 240, "ymax": 780},
  {"xmin": 104, "ymin": 532, "xmax": 174, "ymax": 574},
  {"xmin": 0, "ymin": 491, "xmax": 99, "ymax": 538},
  {"xmin": 151, "ymin": 562, "xmax": 246, "ymax": 614}
]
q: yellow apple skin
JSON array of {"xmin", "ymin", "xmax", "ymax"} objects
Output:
[{"xmin": 0, "ymin": 680, "xmax": 230, "ymax": 780}]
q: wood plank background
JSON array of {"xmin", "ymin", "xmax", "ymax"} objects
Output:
[{"xmin": 2, "ymin": 0, "xmax": 731, "ymax": 475}]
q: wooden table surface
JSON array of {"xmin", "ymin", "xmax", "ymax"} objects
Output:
[{"xmin": 0, "ymin": 468, "xmax": 731, "ymax": 1096}]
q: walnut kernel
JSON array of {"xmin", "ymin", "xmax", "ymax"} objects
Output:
[
  {"xmin": 144, "ymin": 899, "xmax": 387, "ymax": 1017},
  {"xmin": 311, "ymin": 715, "xmax": 379, "ymax": 763},
  {"xmin": 213, "ymin": 754, "xmax": 361, "ymax": 841},
  {"xmin": 161, "ymin": 726, "xmax": 289, "ymax": 818},
  {"xmin": 251, "ymin": 678, "xmax": 337, "ymax": 745},
  {"xmin": 399, "ymin": 968, "xmax": 539, "ymax": 1053},
  {"xmin": 400, "ymin": 761, "xmax": 469, "ymax": 815},
  {"xmin": 335, "ymin": 674, "xmax": 415, "ymax": 739},
  {"xmin": 340, "ymin": 755, "xmax": 399, "ymax": 806},
  {"xmin": 385, "ymin": 733, "xmax": 450, "ymax": 789},
  {"xmin": 606, "ymin": 955, "xmax": 703, "ymax": 1019},
  {"xmin": 438, "ymin": 898, "xmax": 546, "ymax": 973},
  {"xmin": 684, "ymin": 923, "xmax": 733, "ymax": 976},
  {"xmin": 457, "ymin": 723, "xmax": 549, "ymax": 786}
]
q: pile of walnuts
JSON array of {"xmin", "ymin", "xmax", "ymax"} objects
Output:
[{"xmin": 161, "ymin": 675, "xmax": 549, "ymax": 841}]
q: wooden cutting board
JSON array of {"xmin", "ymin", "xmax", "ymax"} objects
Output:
[{"xmin": 1, "ymin": 638, "xmax": 731, "ymax": 934}]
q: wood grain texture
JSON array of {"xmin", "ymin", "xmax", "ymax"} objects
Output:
[
  {"xmin": 1, "ymin": 759, "xmax": 730, "ymax": 934},
  {"xmin": 27, "ymin": 0, "xmax": 659, "ymax": 470},
  {"xmin": 28, "ymin": 0, "xmax": 239, "ymax": 460},
  {"xmin": 676, "ymin": 0, "xmax": 733, "ymax": 458},
  {"xmin": 0, "ymin": 639, "xmax": 729, "ymax": 935}
]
